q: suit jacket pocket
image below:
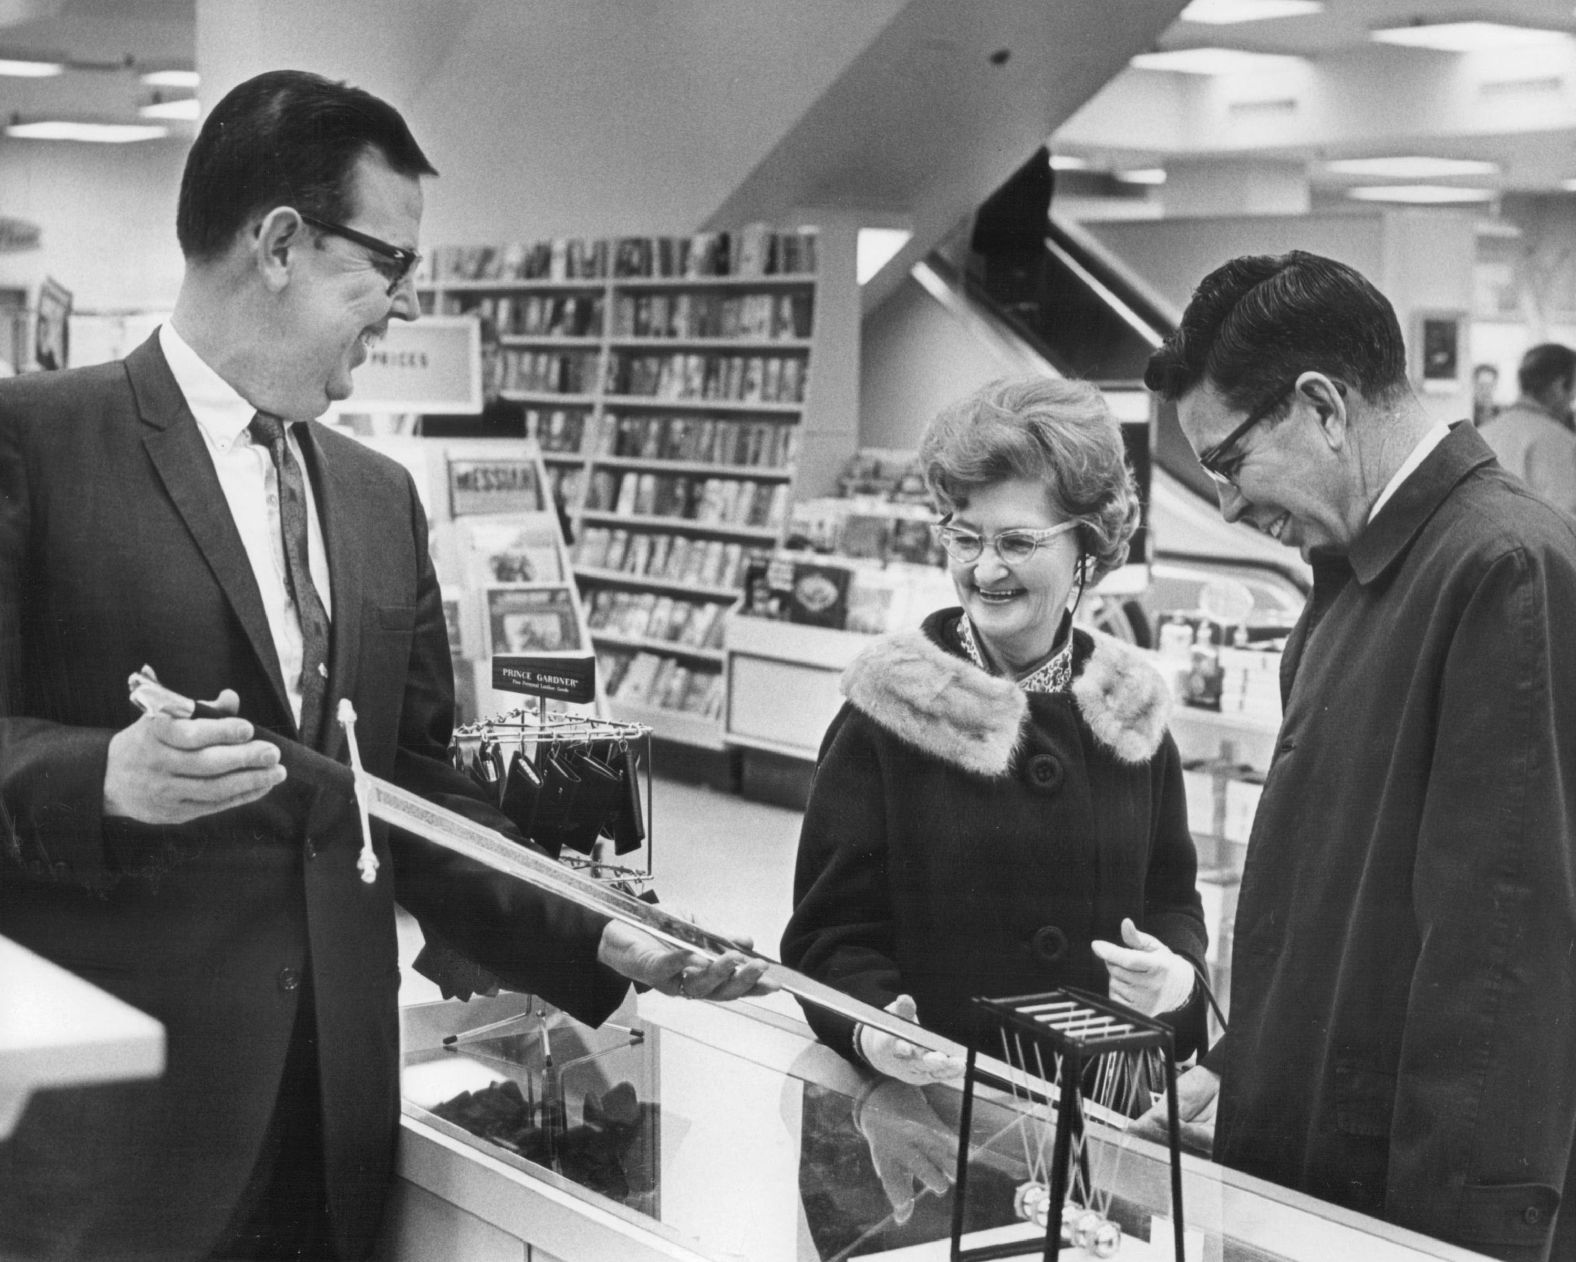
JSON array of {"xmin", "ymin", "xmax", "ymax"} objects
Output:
[{"xmin": 370, "ymin": 603, "xmax": 418, "ymax": 633}]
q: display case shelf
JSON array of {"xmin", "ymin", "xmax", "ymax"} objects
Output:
[
  {"xmin": 591, "ymin": 631, "xmax": 724, "ymax": 664},
  {"xmin": 591, "ymin": 456, "xmax": 792, "ymax": 480},
  {"xmin": 604, "ymin": 697, "xmax": 725, "ymax": 750},
  {"xmin": 574, "ymin": 567, "xmax": 740, "ymax": 602},
  {"xmin": 579, "ymin": 511, "xmax": 779, "ymax": 543},
  {"xmin": 600, "ymin": 394, "xmax": 804, "ymax": 416}
]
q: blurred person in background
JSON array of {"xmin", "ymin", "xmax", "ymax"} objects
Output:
[{"xmin": 1479, "ymin": 342, "xmax": 1576, "ymax": 516}]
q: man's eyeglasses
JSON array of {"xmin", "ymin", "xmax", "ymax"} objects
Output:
[
  {"xmin": 936, "ymin": 519, "xmax": 1079, "ymax": 565},
  {"xmin": 1197, "ymin": 382, "xmax": 1297, "ymax": 488},
  {"xmin": 300, "ymin": 213, "xmax": 421, "ymax": 296}
]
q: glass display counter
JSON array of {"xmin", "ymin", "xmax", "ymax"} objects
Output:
[{"xmin": 390, "ymin": 991, "xmax": 1494, "ymax": 1262}]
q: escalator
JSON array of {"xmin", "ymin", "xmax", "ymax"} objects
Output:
[{"xmin": 936, "ymin": 165, "xmax": 1310, "ymax": 612}]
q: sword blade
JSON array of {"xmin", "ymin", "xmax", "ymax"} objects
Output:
[{"xmin": 362, "ymin": 774, "xmax": 970, "ymax": 1060}]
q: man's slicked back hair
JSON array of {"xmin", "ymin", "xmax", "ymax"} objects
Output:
[
  {"xmin": 1144, "ymin": 250, "xmax": 1408, "ymax": 412},
  {"xmin": 177, "ymin": 69, "xmax": 437, "ymax": 263}
]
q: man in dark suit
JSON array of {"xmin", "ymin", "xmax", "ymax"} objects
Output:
[{"xmin": 0, "ymin": 70, "xmax": 764, "ymax": 1262}]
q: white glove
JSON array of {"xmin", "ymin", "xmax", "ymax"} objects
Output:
[
  {"xmin": 852, "ymin": 1080, "xmax": 957, "ymax": 1223},
  {"xmin": 1090, "ymin": 918, "xmax": 1196, "ymax": 1016},
  {"xmin": 855, "ymin": 994, "xmax": 967, "ymax": 1085}
]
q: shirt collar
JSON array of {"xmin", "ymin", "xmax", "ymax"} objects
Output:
[
  {"xmin": 1367, "ymin": 421, "xmax": 1451, "ymax": 524},
  {"xmin": 957, "ymin": 613, "xmax": 1074, "ymax": 694},
  {"xmin": 158, "ymin": 322, "xmax": 259, "ymax": 450},
  {"xmin": 1349, "ymin": 421, "xmax": 1497, "ymax": 586}
]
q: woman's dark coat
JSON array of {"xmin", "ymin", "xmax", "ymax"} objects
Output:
[{"xmin": 782, "ymin": 609, "xmax": 1208, "ymax": 1063}]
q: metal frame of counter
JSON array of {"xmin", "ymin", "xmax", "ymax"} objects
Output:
[{"xmin": 388, "ymin": 989, "xmax": 1496, "ymax": 1262}]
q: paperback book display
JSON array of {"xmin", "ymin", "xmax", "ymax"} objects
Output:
[
  {"xmin": 426, "ymin": 225, "xmax": 818, "ymax": 285},
  {"xmin": 600, "ymin": 414, "xmax": 795, "ymax": 469},
  {"xmin": 584, "ymin": 470, "xmax": 788, "ymax": 530},
  {"xmin": 419, "ymin": 222, "xmax": 844, "ymax": 748},
  {"xmin": 574, "ymin": 528, "xmax": 752, "ymax": 592}
]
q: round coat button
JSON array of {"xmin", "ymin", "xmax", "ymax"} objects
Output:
[
  {"xmin": 277, "ymin": 967, "xmax": 301, "ymax": 992},
  {"xmin": 1523, "ymin": 1206, "xmax": 1543, "ymax": 1226},
  {"xmin": 1025, "ymin": 753, "xmax": 1064, "ymax": 794},
  {"xmin": 304, "ymin": 838, "xmax": 318, "ymax": 860},
  {"xmin": 1030, "ymin": 925, "xmax": 1069, "ymax": 965}
]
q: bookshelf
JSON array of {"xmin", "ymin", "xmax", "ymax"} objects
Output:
[{"xmin": 420, "ymin": 226, "xmax": 858, "ymax": 749}]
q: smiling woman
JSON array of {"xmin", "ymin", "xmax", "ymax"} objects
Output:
[{"xmin": 782, "ymin": 374, "xmax": 1210, "ymax": 1150}]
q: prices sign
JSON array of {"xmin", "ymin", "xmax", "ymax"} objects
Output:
[{"xmin": 331, "ymin": 316, "xmax": 480, "ymax": 413}]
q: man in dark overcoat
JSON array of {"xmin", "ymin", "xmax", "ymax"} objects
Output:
[{"xmin": 1144, "ymin": 250, "xmax": 1576, "ymax": 1262}]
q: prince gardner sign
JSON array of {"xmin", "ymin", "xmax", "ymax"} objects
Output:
[{"xmin": 492, "ymin": 654, "xmax": 597, "ymax": 704}]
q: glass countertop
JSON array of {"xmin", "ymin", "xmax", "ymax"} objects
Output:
[{"xmin": 400, "ymin": 991, "xmax": 1492, "ymax": 1262}]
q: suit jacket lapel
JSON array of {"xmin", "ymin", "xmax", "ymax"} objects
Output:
[
  {"xmin": 296, "ymin": 423, "xmax": 361, "ymax": 763},
  {"xmin": 125, "ymin": 334, "xmax": 295, "ymax": 728}
]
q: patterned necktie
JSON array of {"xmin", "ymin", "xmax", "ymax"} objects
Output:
[{"xmin": 248, "ymin": 412, "xmax": 331, "ymax": 747}]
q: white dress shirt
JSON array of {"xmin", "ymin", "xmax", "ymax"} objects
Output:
[
  {"xmin": 1368, "ymin": 421, "xmax": 1451, "ymax": 523},
  {"xmin": 159, "ymin": 322, "xmax": 333, "ymax": 727}
]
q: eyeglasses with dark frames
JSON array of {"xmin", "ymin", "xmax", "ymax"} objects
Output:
[
  {"xmin": 1197, "ymin": 381, "xmax": 1298, "ymax": 488},
  {"xmin": 935, "ymin": 519, "xmax": 1079, "ymax": 566},
  {"xmin": 299, "ymin": 213, "xmax": 421, "ymax": 296}
]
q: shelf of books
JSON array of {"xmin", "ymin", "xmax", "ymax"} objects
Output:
[{"xmin": 420, "ymin": 224, "xmax": 854, "ymax": 751}]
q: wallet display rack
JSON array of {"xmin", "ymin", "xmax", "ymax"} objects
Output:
[{"xmin": 449, "ymin": 706, "xmax": 656, "ymax": 889}]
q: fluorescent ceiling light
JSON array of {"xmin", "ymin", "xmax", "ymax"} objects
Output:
[
  {"xmin": 6, "ymin": 120, "xmax": 170, "ymax": 143},
  {"xmin": 1130, "ymin": 47, "xmax": 1306, "ymax": 74},
  {"xmin": 1347, "ymin": 184, "xmax": 1496, "ymax": 204},
  {"xmin": 1114, "ymin": 167, "xmax": 1167, "ymax": 185},
  {"xmin": 140, "ymin": 97, "xmax": 199, "ymax": 121},
  {"xmin": 1181, "ymin": 0, "xmax": 1323, "ymax": 23},
  {"xmin": 1328, "ymin": 156, "xmax": 1499, "ymax": 178},
  {"xmin": 857, "ymin": 227, "xmax": 911, "ymax": 285},
  {"xmin": 1370, "ymin": 22, "xmax": 1572, "ymax": 52},
  {"xmin": 1561, "ymin": 178, "xmax": 1576, "ymax": 192},
  {"xmin": 1049, "ymin": 154, "xmax": 1091, "ymax": 171},
  {"xmin": 140, "ymin": 68, "xmax": 199, "ymax": 88},
  {"xmin": 0, "ymin": 57, "xmax": 63, "ymax": 77}
]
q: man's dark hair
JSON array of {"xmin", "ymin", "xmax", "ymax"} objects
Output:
[
  {"xmin": 1516, "ymin": 343, "xmax": 1576, "ymax": 399},
  {"xmin": 1144, "ymin": 250, "xmax": 1408, "ymax": 411},
  {"xmin": 177, "ymin": 69, "xmax": 437, "ymax": 262}
]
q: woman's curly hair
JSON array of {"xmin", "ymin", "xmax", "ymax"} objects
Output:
[{"xmin": 918, "ymin": 375, "xmax": 1141, "ymax": 584}]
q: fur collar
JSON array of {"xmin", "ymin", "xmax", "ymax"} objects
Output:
[{"xmin": 841, "ymin": 628, "xmax": 1171, "ymax": 777}]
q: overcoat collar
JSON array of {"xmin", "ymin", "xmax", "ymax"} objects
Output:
[
  {"xmin": 124, "ymin": 332, "xmax": 358, "ymax": 757},
  {"xmin": 1349, "ymin": 421, "xmax": 1496, "ymax": 586}
]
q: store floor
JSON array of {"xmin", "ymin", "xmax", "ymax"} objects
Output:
[{"xmin": 397, "ymin": 774, "xmax": 808, "ymax": 1021}]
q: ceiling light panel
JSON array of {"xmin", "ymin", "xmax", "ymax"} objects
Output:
[
  {"xmin": 1347, "ymin": 184, "xmax": 1496, "ymax": 204},
  {"xmin": 140, "ymin": 69, "xmax": 199, "ymax": 88},
  {"xmin": 1327, "ymin": 156, "xmax": 1499, "ymax": 178},
  {"xmin": 140, "ymin": 98, "xmax": 199, "ymax": 121},
  {"xmin": 1130, "ymin": 48, "xmax": 1307, "ymax": 74},
  {"xmin": 1370, "ymin": 22, "xmax": 1573, "ymax": 52},
  {"xmin": 0, "ymin": 57, "xmax": 63, "ymax": 77},
  {"xmin": 7, "ymin": 120, "xmax": 170, "ymax": 143},
  {"xmin": 1180, "ymin": 0, "xmax": 1323, "ymax": 23}
]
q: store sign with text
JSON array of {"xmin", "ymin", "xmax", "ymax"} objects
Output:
[
  {"xmin": 492, "ymin": 653, "xmax": 597, "ymax": 704},
  {"xmin": 329, "ymin": 316, "xmax": 480, "ymax": 414}
]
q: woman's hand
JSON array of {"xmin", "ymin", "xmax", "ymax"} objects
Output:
[
  {"xmin": 855, "ymin": 994, "xmax": 967, "ymax": 1084},
  {"xmin": 1090, "ymin": 918, "xmax": 1196, "ymax": 1016}
]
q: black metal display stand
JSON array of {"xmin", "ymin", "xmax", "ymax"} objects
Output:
[{"xmin": 951, "ymin": 988, "xmax": 1185, "ymax": 1261}]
